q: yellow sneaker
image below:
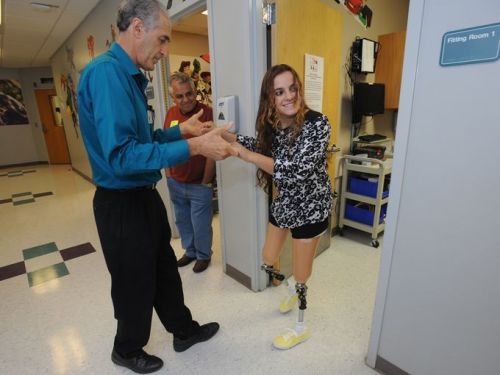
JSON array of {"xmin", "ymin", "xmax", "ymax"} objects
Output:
[
  {"xmin": 273, "ymin": 328, "xmax": 311, "ymax": 350},
  {"xmin": 279, "ymin": 293, "xmax": 298, "ymax": 313}
]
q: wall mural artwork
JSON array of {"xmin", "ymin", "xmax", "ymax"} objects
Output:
[
  {"xmin": 0, "ymin": 79, "xmax": 30, "ymax": 126},
  {"xmin": 60, "ymin": 74, "xmax": 79, "ymax": 137},
  {"xmin": 170, "ymin": 55, "xmax": 212, "ymax": 106},
  {"xmin": 87, "ymin": 35, "xmax": 95, "ymax": 60},
  {"xmin": 106, "ymin": 24, "xmax": 117, "ymax": 49},
  {"xmin": 65, "ymin": 46, "xmax": 76, "ymax": 71}
]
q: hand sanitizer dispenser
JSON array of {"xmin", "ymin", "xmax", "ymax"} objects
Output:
[{"xmin": 216, "ymin": 95, "xmax": 238, "ymax": 132}]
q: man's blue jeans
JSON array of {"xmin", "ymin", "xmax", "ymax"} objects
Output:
[{"xmin": 167, "ymin": 177, "xmax": 213, "ymax": 260}]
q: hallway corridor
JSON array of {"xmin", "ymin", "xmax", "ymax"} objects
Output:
[{"xmin": 0, "ymin": 165, "xmax": 380, "ymax": 375}]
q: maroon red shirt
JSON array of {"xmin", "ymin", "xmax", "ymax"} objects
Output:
[{"xmin": 163, "ymin": 102, "xmax": 213, "ymax": 183}]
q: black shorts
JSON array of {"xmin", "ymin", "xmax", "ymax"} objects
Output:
[{"xmin": 269, "ymin": 214, "xmax": 329, "ymax": 239}]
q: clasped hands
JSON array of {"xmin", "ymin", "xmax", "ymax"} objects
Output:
[{"xmin": 181, "ymin": 109, "xmax": 250, "ymax": 161}]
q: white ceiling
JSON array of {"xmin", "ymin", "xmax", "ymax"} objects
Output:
[
  {"xmin": 171, "ymin": 11, "xmax": 207, "ymax": 36},
  {"xmin": 0, "ymin": 0, "xmax": 101, "ymax": 68},
  {"xmin": 0, "ymin": 0, "xmax": 208, "ymax": 69}
]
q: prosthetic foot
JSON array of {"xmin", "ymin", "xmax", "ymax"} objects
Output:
[
  {"xmin": 273, "ymin": 283, "xmax": 310, "ymax": 350},
  {"xmin": 261, "ymin": 264, "xmax": 285, "ymax": 283}
]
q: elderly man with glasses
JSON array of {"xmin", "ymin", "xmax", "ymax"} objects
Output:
[{"xmin": 164, "ymin": 72, "xmax": 215, "ymax": 273}]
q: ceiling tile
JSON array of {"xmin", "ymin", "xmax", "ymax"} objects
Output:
[{"xmin": 1, "ymin": 0, "xmax": 101, "ymax": 68}]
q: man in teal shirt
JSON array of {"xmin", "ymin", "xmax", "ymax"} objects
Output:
[{"xmin": 77, "ymin": 1, "xmax": 235, "ymax": 373}]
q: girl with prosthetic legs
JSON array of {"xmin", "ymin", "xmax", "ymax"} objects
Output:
[{"xmin": 224, "ymin": 64, "xmax": 333, "ymax": 349}]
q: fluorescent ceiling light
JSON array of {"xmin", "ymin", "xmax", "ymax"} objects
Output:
[
  {"xmin": 30, "ymin": 2, "xmax": 60, "ymax": 11},
  {"xmin": 202, "ymin": 10, "xmax": 208, "ymax": 16}
]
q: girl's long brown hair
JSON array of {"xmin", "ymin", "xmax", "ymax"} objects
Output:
[{"xmin": 255, "ymin": 64, "xmax": 308, "ymax": 191}]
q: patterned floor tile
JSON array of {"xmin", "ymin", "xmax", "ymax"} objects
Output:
[
  {"xmin": 12, "ymin": 192, "xmax": 34, "ymax": 206},
  {"xmin": 0, "ymin": 169, "xmax": 37, "ymax": 177},
  {"xmin": 23, "ymin": 242, "xmax": 59, "ymax": 260},
  {"xmin": 27, "ymin": 263, "xmax": 69, "ymax": 287},
  {"xmin": 13, "ymin": 198, "xmax": 35, "ymax": 206},
  {"xmin": 0, "ymin": 191, "xmax": 52, "ymax": 206},
  {"xmin": 24, "ymin": 252, "xmax": 64, "ymax": 273},
  {"xmin": 12, "ymin": 192, "xmax": 32, "ymax": 198}
]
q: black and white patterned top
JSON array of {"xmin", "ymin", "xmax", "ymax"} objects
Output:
[{"xmin": 237, "ymin": 110, "xmax": 333, "ymax": 228}]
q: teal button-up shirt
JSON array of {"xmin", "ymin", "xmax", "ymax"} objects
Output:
[{"xmin": 77, "ymin": 42, "xmax": 190, "ymax": 189}]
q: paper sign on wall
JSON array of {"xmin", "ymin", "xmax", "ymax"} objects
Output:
[{"xmin": 304, "ymin": 54, "xmax": 324, "ymax": 112}]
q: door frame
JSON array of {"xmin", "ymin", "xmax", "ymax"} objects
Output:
[{"xmin": 366, "ymin": 0, "xmax": 421, "ymax": 367}]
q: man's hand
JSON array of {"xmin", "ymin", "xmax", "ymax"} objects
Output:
[
  {"xmin": 219, "ymin": 126, "xmax": 237, "ymax": 143},
  {"xmin": 187, "ymin": 125, "xmax": 238, "ymax": 160},
  {"xmin": 179, "ymin": 109, "xmax": 213, "ymax": 137}
]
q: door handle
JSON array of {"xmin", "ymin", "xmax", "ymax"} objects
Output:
[{"xmin": 327, "ymin": 145, "xmax": 341, "ymax": 153}]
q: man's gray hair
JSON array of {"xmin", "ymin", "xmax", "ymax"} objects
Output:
[
  {"xmin": 117, "ymin": 0, "xmax": 167, "ymax": 32},
  {"xmin": 170, "ymin": 72, "xmax": 196, "ymax": 91}
]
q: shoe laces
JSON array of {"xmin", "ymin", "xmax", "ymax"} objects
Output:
[{"xmin": 280, "ymin": 328, "xmax": 299, "ymax": 341}]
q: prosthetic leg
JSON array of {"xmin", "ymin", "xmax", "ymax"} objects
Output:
[
  {"xmin": 273, "ymin": 282, "xmax": 311, "ymax": 349},
  {"xmin": 261, "ymin": 263, "xmax": 285, "ymax": 283}
]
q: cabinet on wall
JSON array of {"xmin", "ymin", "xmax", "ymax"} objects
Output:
[{"xmin": 375, "ymin": 30, "xmax": 406, "ymax": 109}]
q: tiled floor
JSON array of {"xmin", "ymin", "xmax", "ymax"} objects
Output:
[{"xmin": 0, "ymin": 164, "xmax": 381, "ymax": 375}]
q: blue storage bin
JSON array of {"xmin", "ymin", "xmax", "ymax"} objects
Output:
[
  {"xmin": 345, "ymin": 202, "xmax": 387, "ymax": 226},
  {"xmin": 348, "ymin": 176, "xmax": 389, "ymax": 198}
]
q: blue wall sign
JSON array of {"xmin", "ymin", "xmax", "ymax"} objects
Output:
[{"xmin": 440, "ymin": 22, "xmax": 500, "ymax": 67}]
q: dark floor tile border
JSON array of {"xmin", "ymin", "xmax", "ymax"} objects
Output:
[
  {"xmin": 71, "ymin": 167, "xmax": 94, "ymax": 185},
  {"xmin": 60, "ymin": 242, "xmax": 97, "ymax": 261},
  {"xmin": 0, "ymin": 262, "xmax": 26, "ymax": 281},
  {"xmin": 0, "ymin": 199, "xmax": 12, "ymax": 205},
  {"xmin": 225, "ymin": 263, "xmax": 252, "ymax": 290},
  {"xmin": 375, "ymin": 355, "xmax": 410, "ymax": 375},
  {"xmin": 33, "ymin": 192, "xmax": 54, "ymax": 198},
  {"xmin": 0, "ymin": 161, "xmax": 48, "ymax": 171}
]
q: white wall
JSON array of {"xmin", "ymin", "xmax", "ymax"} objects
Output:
[
  {"xmin": 170, "ymin": 30, "xmax": 209, "ymax": 56},
  {"xmin": 48, "ymin": 0, "xmax": 205, "ymax": 236},
  {"xmin": 50, "ymin": 0, "xmax": 121, "ymax": 178},
  {"xmin": 369, "ymin": 0, "xmax": 500, "ymax": 373},
  {"xmin": 208, "ymin": 0, "xmax": 268, "ymax": 290},
  {"xmin": 0, "ymin": 67, "xmax": 53, "ymax": 167}
]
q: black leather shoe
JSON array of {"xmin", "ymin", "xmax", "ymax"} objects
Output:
[
  {"xmin": 177, "ymin": 254, "xmax": 196, "ymax": 267},
  {"xmin": 173, "ymin": 322, "xmax": 220, "ymax": 352},
  {"xmin": 111, "ymin": 349, "xmax": 163, "ymax": 374},
  {"xmin": 193, "ymin": 258, "xmax": 211, "ymax": 273}
]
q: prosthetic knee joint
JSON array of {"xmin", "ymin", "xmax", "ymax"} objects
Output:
[{"xmin": 261, "ymin": 264, "xmax": 285, "ymax": 282}]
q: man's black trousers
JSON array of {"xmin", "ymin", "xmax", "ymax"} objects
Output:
[{"xmin": 93, "ymin": 187, "xmax": 199, "ymax": 355}]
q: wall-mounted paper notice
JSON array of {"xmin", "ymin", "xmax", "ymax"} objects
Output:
[{"xmin": 304, "ymin": 54, "xmax": 324, "ymax": 112}]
